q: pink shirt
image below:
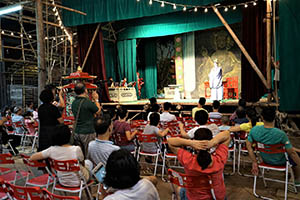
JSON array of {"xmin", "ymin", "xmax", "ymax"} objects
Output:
[{"xmin": 177, "ymin": 144, "xmax": 228, "ymax": 200}]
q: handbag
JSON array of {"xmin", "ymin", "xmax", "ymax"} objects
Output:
[{"xmin": 70, "ymin": 98, "xmax": 85, "ymax": 144}]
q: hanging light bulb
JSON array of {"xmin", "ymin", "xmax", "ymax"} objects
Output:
[
  {"xmin": 55, "ymin": 11, "xmax": 58, "ymax": 16},
  {"xmin": 61, "ymin": 37, "xmax": 63, "ymax": 41},
  {"xmin": 29, "ymin": 35, "xmax": 32, "ymax": 38},
  {"xmin": 244, "ymin": 4, "xmax": 248, "ymax": 8},
  {"xmin": 194, "ymin": 7, "xmax": 198, "ymax": 12},
  {"xmin": 136, "ymin": 0, "xmax": 140, "ymax": 2},
  {"xmin": 173, "ymin": 4, "xmax": 176, "ymax": 10},
  {"xmin": 204, "ymin": 8, "xmax": 208, "ymax": 13},
  {"xmin": 233, "ymin": 5, "xmax": 237, "ymax": 10},
  {"xmin": 20, "ymin": 34, "xmax": 23, "ymax": 37},
  {"xmin": 149, "ymin": 0, "xmax": 152, "ymax": 5},
  {"xmin": 1, "ymin": 31, "xmax": 4, "ymax": 34},
  {"xmin": 224, "ymin": 7, "xmax": 228, "ymax": 12},
  {"xmin": 53, "ymin": 37, "xmax": 56, "ymax": 41},
  {"xmin": 253, "ymin": 1, "xmax": 257, "ymax": 6},
  {"xmin": 52, "ymin": 7, "xmax": 56, "ymax": 12},
  {"xmin": 183, "ymin": 6, "xmax": 187, "ymax": 11},
  {"xmin": 161, "ymin": 1, "xmax": 165, "ymax": 7},
  {"xmin": 45, "ymin": 37, "xmax": 48, "ymax": 40},
  {"xmin": 10, "ymin": 32, "xmax": 14, "ymax": 36}
]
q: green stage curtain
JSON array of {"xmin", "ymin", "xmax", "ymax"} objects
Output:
[
  {"xmin": 144, "ymin": 40, "xmax": 157, "ymax": 99},
  {"xmin": 279, "ymin": 0, "xmax": 300, "ymax": 111},
  {"xmin": 104, "ymin": 41, "xmax": 117, "ymax": 81},
  {"xmin": 118, "ymin": 7, "xmax": 242, "ymax": 40},
  {"xmin": 62, "ymin": 0, "xmax": 224, "ymax": 26},
  {"xmin": 117, "ymin": 39, "xmax": 137, "ymax": 84}
]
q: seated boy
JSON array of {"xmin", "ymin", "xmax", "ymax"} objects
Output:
[{"xmin": 160, "ymin": 102, "xmax": 176, "ymax": 122}]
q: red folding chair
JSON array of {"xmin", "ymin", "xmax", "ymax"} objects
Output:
[
  {"xmin": 3, "ymin": 181, "xmax": 43, "ymax": 200},
  {"xmin": 253, "ymin": 142, "xmax": 297, "ymax": 200},
  {"xmin": 24, "ymin": 121, "xmax": 39, "ymax": 152},
  {"xmin": 49, "ymin": 159, "xmax": 93, "ymax": 199},
  {"xmin": 21, "ymin": 154, "xmax": 54, "ymax": 189},
  {"xmin": 136, "ymin": 134, "xmax": 161, "ymax": 176},
  {"xmin": 168, "ymin": 169, "xmax": 216, "ymax": 200},
  {"xmin": 0, "ymin": 178, "xmax": 9, "ymax": 200},
  {"xmin": 0, "ymin": 153, "xmax": 28, "ymax": 184},
  {"xmin": 42, "ymin": 188, "xmax": 80, "ymax": 200}
]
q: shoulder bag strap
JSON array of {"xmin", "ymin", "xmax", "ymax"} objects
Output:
[{"xmin": 73, "ymin": 98, "xmax": 85, "ymax": 133}]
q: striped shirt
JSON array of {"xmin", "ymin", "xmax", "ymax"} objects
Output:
[{"xmin": 88, "ymin": 139, "xmax": 120, "ymax": 166}]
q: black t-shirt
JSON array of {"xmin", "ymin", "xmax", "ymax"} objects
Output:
[{"xmin": 38, "ymin": 103, "xmax": 61, "ymax": 127}]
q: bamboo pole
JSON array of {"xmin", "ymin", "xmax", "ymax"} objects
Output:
[
  {"xmin": 70, "ymin": 35, "xmax": 74, "ymax": 73},
  {"xmin": 272, "ymin": 0, "xmax": 279, "ymax": 105},
  {"xmin": 82, "ymin": 23, "xmax": 101, "ymax": 70},
  {"xmin": 36, "ymin": 0, "xmax": 47, "ymax": 104},
  {"xmin": 20, "ymin": 9, "xmax": 26, "ymax": 108},
  {"xmin": 212, "ymin": 6, "xmax": 268, "ymax": 89},
  {"xmin": 266, "ymin": 0, "xmax": 272, "ymax": 102}
]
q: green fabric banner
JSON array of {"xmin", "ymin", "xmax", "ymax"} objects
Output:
[
  {"xmin": 118, "ymin": 7, "xmax": 242, "ymax": 40},
  {"xmin": 144, "ymin": 40, "xmax": 157, "ymax": 98},
  {"xmin": 62, "ymin": 0, "xmax": 224, "ymax": 26},
  {"xmin": 279, "ymin": 0, "xmax": 300, "ymax": 111},
  {"xmin": 117, "ymin": 39, "xmax": 137, "ymax": 84},
  {"xmin": 104, "ymin": 41, "xmax": 117, "ymax": 81}
]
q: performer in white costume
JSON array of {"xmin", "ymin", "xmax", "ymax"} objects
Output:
[{"xmin": 209, "ymin": 60, "xmax": 223, "ymax": 100}]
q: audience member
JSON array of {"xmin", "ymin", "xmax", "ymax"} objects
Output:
[
  {"xmin": 233, "ymin": 106, "xmax": 249, "ymax": 125},
  {"xmin": 30, "ymin": 124, "xmax": 92, "ymax": 187},
  {"xmin": 71, "ymin": 82, "xmax": 101, "ymax": 158},
  {"xmin": 147, "ymin": 103, "xmax": 161, "ymax": 121},
  {"xmin": 38, "ymin": 89, "xmax": 63, "ymax": 152},
  {"xmin": 230, "ymin": 108, "xmax": 263, "ymax": 133},
  {"xmin": 180, "ymin": 110, "xmax": 219, "ymax": 138},
  {"xmin": 168, "ymin": 129, "xmax": 231, "ymax": 200},
  {"xmin": 219, "ymin": 116, "xmax": 230, "ymax": 131},
  {"xmin": 160, "ymin": 102, "xmax": 176, "ymax": 122},
  {"xmin": 246, "ymin": 107, "xmax": 300, "ymax": 186},
  {"xmin": 44, "ymin": 84, "xmax": 65, "ymax": 108},
  {"xmin": 103, "ymin": 149, "xmax": 159, "ymax": 200},
  {"xmin": 192, "ymin": 97, "xmax": 208, "ymax": 119},
  {"xmin": 230, "ymin": 99, "xmax": 246, "ymax": 121},
  {"xmin": 88, "ymin": 114, "xmax": 120, "ymax": 167},
  {"xmin": 26, "ymin": 102, "xmax": 34, "ymax": 113},
  {"xmin": 141, "ymin": 112, "xmax": 169, "ymax": 155},
  {"xmin": 11, "ymin": 106, "xmax": 25, "ymax": 135},
  {"xmin": 32, "ymin": 105, "xmax": 38, "ymax": 121},
  {"xmin": 112, "ymin": 107, "xmax": 137, "ymax": 152},
  {"xmin": 209, "ymin": 100, "xmax": 222, "ymax": 120}
]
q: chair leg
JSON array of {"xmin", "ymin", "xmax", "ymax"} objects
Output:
[
  {"xmin": 253, "ymin": 175, "xmax": 259, "ymax": 198},
  {"xmin": 31, "ymin": 136, "xmax": 37, "ymax": 152},
  {"xmin": 284, "ymin": 168, "xmax": 288, "ymax": 200},
  {"xmin": 237, "ymin": 143, "xmax": 242, "ymax": 175},
  {"xmin": 262, "ymin": 168, "xmax": 267, "ymax": 187},
  {"xmin": 162, "ymin": 151, "xmax": 166, "ymax": 179},
  {"xmin": 154, "ymin": 154, "xmax": 159, "ymax": 176}
]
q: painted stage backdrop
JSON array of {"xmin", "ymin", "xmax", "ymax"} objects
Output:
[{"xmin": 191, "ymin": 24, "xmax": 241, "ymax": 99}]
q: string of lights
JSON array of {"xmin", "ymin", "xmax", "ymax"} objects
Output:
[
  {"xmin": 137, "ymin": 0, "xmax": 258, "ymax": 12},
  {"xmin": 51, "ymin": 0, "xmax": 71, "ymax": 41}
]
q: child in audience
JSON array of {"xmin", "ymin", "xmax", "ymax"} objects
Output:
[
  {"xmin": 230, "ymin": 99, "xmax": 246, "ymax": 121},
  {"xmin": 112, "ymin": 107, "xmax": 137, "ymax": 152},
  {"xmin": 219, "ymin": 116, "xmax": 230, "ymax": 131},
  {"xmin": 160, "ymin": 102, "xmax": 176, "ymax": 122},
  {"xmin": 209, "ymin": 100, "xmax": 222, "ymax": 120},
  {"xmin": 230, "ymin": 108, "xmax": 263, "ymax": 133},
  {"xmin": 30, "ymin": 124, "xmax": 92, "ymax": 187},
  {"xmin": 147, "ymin": 103, "xmax": 161, "ymax": 121},
  {"xmin": 142, "ymin": 113, "xmax": 169, "ymax": 156},
  {"xmin": 192, "ymin": 97, "xmax": 208, "ymax": 119},
  {"xmin": 233, "ymin": 106, "xmax": 249, "ymax": 125},
  {"xmin": 102, "ymin": 149, "xmax": 159, "ymax": 200}
]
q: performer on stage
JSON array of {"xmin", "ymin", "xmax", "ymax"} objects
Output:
[
  {"xmin": 121, "ymin": 78, "xmax": 127, "ymax": 87},
  {"xmin": 137, "ymin": 72, "xmax": 144, "ymax": 97},
  {"xmin": 209, "ymin": 59, "xmax": 223, "ymax": 101},
  {"xmin": 108, "ymin": 77, "xmax": 115, "ymax": 88}
]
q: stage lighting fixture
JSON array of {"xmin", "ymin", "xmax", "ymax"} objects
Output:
[
  {"xmin": 233, "ymin": 6, "xmax": 237, "ymax": 10},
  {"xmin": 204, "ymin": 8, "xmax": 208, "ymax": 13},
  {"xmin": 194, "ymin": 7, "xmax": 198, "ymax": 12},
  {"xmin": 173, "ymin": 4, "xmax": 176, "ymax": 9},
  {"xmin": 183, "ymin": 6, "xmax": 187, "ymax": 11},
  {"xmin": 149, "ymin": 0, "xmax": 153, "ymax": 5},
  {"xmin": 0, "ymin": 4, "xmax": 23, "ymax": 16}
]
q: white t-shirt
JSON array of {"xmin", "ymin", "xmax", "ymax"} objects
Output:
[
  {"xmin": 104, "ymin": 178, "xmax": 160, "ymax": 200},
  {"xmin": 160, "ymin": 112, "xmax": 176, "ymax": 122},
  {"xmin": 42, "ymin": 146, "xmax": 84, "ymax": 187},
  {"xmin": 209, "ymin": 112, "xmax": 222, "ymax": 119},
  {"xmin": 187, "ymin": 124, "xmax": 220, "ymax": 138}
]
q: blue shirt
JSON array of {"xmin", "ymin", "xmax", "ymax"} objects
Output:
[{"xmin": 11, "ymin": 114, "xmax": 25, "ymax": 134}]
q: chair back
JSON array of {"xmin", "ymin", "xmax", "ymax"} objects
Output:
[
  {"xmin": 49, "ymin": 159, "xmax": 80, "ymax": 172},
  {"xmin": 111, "ymin": 132, "xmax": 130, "ymax": 146},
  {"xmin": 13, "ymin": 121, "xmax": 24, "ymax": 128},
  {"xmin": 0, "ymin": 153, "xmax": 15, "ymax": 164},
  {"xmin": 254, "ymin": 142, "xmax": 286, "ymax": 154},
  {"xmin": 4, "ymin": 181, "xmax": 42, "ymax": 200},
  {"xmin": 21, "ymin": 154, "xmax": 47, "ymax": 168},
  {"xmin": 168, "ymin": 169, "xmax": 216, "ymax": 199},
  {"xmin": 137, "ymin": 134, "xmax": 158, "ymax": 143},
  {"xmin": 208, "ymin": 118, "xmax": 222, "ymax": 126},
  {"xmin": 42, "ymin": 188, "xmax": 80, "ymax": 200}
]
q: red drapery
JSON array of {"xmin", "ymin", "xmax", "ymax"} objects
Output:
[
  {"xmin": 77, "ymin": 24, "xmax": 110, "ymax": 102},
  {"xmin": 241, "ymin": 1, "xmax": 267, "ymax": 102}
]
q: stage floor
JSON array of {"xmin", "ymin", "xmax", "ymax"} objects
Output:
[{"xmin": 102, "ymin": 98, "xmax": 239, "ymax": 106}]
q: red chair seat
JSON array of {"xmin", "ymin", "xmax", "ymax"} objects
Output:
[
  {"xmin": 0, "ymin": 167, "xmax": 10, "ymax": 173},
  {"xmin": 0, "ymin": 192, "xmax": 7, "ymax": 200},
  {"xmin": 27, "ymin": 174, "xmax": 53, "ymax": 186},
  {"xmin": 54, "ymin": 180, "xmax": 94, "ymax": 191},
  {"xmin": 0, "ymin": 171, "xmax": 28, "ymax": 182},
  {"xmin": 166, "ymin": 153, "xmax": 177, "ymax": 157},
  {"xmin": 258, "ymin": 162, "xmax": 286, "ymax": 170}
]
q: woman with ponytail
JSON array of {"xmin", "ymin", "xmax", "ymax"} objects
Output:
[
  {"xmin": 168, "ymin": 129, "xmax": 231, "ymax": 200},
  {"xmin": 229, "ymin": 108, "xmax": 264, "ymax": 133}
]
